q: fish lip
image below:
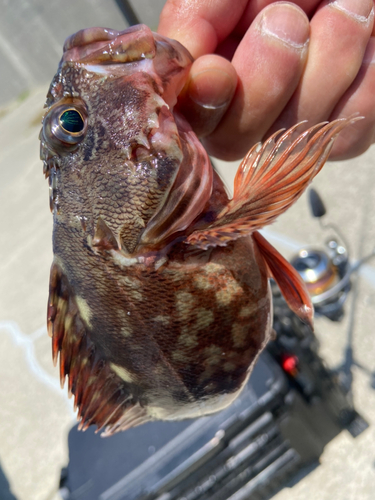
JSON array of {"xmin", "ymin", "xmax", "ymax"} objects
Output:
[
  {"xmin": 64, "ymin": 27, "xmax": 123, "ymax": 51},
  {"xmin": 63, "ymin": 24, "xmax": 152, "ymax": 51},
  {"xmin": 61, "ymin": 25, "xmax": 193, "ymax": 70},
  {"xmin": 62, "ymin": 24, "xmax": 157, "ymax": 65},
  {"xmin": 153, "ymin": 32, "xmax": 194, "ymax": 64}
]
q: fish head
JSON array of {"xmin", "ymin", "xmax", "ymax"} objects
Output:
[{"xmin": 40, "ymin": 24, "xmax": 212, "ymax": 255}]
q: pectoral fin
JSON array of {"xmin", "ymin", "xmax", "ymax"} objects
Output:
[
  {"xmin": 253, "ymin": 231, "xmax": 313, "ymax": 328},
  {"xmin": 187, "ymin": 118, "xmax": 360, "ymax": 249}
]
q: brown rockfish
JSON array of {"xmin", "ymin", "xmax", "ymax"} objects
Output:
[{"xmin": 40, "ymin": 24, "xmax": 355, "ymax": 435}]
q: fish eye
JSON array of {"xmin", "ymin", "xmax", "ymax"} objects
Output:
[
  {"xmin": 59, "ymin": 109, "xmax": 85, "ymax": 134},
  {"xmin": 42, "ymin": 102, "xmax": 88, "ymax": 152}
]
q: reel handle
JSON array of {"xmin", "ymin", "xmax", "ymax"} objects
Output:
[{"xmin": 309, "ymin": 188, "xmax": 326, "ymax": 218}]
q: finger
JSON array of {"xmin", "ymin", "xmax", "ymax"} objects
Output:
[
  {"xmin": 158, "ymin": 0, "xmax": 248, "ymax": 57},
  {"xmin": 176, "ymin": 55, "xmax": 238, "ymax": 138},
  {"xmin": 202, "ymin": 2, "xmax": 310, "ymax": 160},
  {"xmin": 271, "ymin": 0, "xmax": 374, "ymax": 131},
  {"xmin": 235, "ymin": 0, "xmax": 321, "ymax": 30},
  {"xmin": 217, "ymin": 0, "xmax": 321, "ymax": 60},
  {"xmin": 329, "ymin": 37, "xmax": 375, "ymax": 160}
]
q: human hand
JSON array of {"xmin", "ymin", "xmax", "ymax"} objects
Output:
[{"xmin": 158, "ymin": 0, "xmax": 375, "ymax": 161}]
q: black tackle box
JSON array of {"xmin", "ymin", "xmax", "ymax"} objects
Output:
[
  {"xmin": 59, "ymin": 324, "xmax": 367, "ymax": 500},
  {"xmin": 59, "ymin": 285, "xmax": 368, "ymax": 500}
]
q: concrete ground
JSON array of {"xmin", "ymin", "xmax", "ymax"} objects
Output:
[
  {"xmin": 215, "ymin": 146, "xmax": 375, "ymax": 500},
  {"xmin": 0, "ymin": 0, "xmax": 166, "ymax": 106},
  {"xmin": 0, "ymin": 15, "xmax": 375, "ymax": 500}
]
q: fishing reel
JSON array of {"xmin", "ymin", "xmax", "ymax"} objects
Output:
[{"xmin": 290, "ymin": 188, "xmax": 374, "ymax": 321}]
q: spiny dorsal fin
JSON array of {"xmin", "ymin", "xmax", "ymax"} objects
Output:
[
  {"xmin": 48, "ymin": 261, "xmax": 153, "ymax": 434},
  {"xmin": 186, "ymin": 117, "xmax": 361, "ymax": 249}
]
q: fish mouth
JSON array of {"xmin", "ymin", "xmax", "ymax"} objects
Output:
[
  {"xmin": 63, "ymin": 24, "xmax": 156, "ymax": 64},
  {"xmin": 62, "ymin": 24, "xmax": 193, "ymax": 68}
]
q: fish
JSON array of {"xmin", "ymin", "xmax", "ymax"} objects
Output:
[{"xmin": 39, "ymin": 24, "xmax": 357, "ymax": 436}]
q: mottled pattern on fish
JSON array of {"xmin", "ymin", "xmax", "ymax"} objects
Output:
[{"xmin": 40, "ymin": 24, "xmax": 357, "ymax": 435}]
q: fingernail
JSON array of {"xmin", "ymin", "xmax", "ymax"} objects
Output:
[
  {"xmin": 188, "ymin": 68, "xmax": 235, "ymax": 109},
  {"xmin": 260, "ymin": 3, "xmax": 310, "ymax": 49},
  {"xmin": 363, "ymin": 38, "xmax": 375, "ymax": 65},
  {"xmin": 331, "ymin": 0, "xmax": 373, "ymax": 22}
]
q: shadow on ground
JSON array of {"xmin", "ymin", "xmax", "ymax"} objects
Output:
[{"xmin": 0, "ymin": 459, "xmax": 17, "ymax": 500}]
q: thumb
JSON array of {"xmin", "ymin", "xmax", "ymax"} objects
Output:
[{"xmin": 176, "ymin": 55, "xmax": 238, "ymax": 138}]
